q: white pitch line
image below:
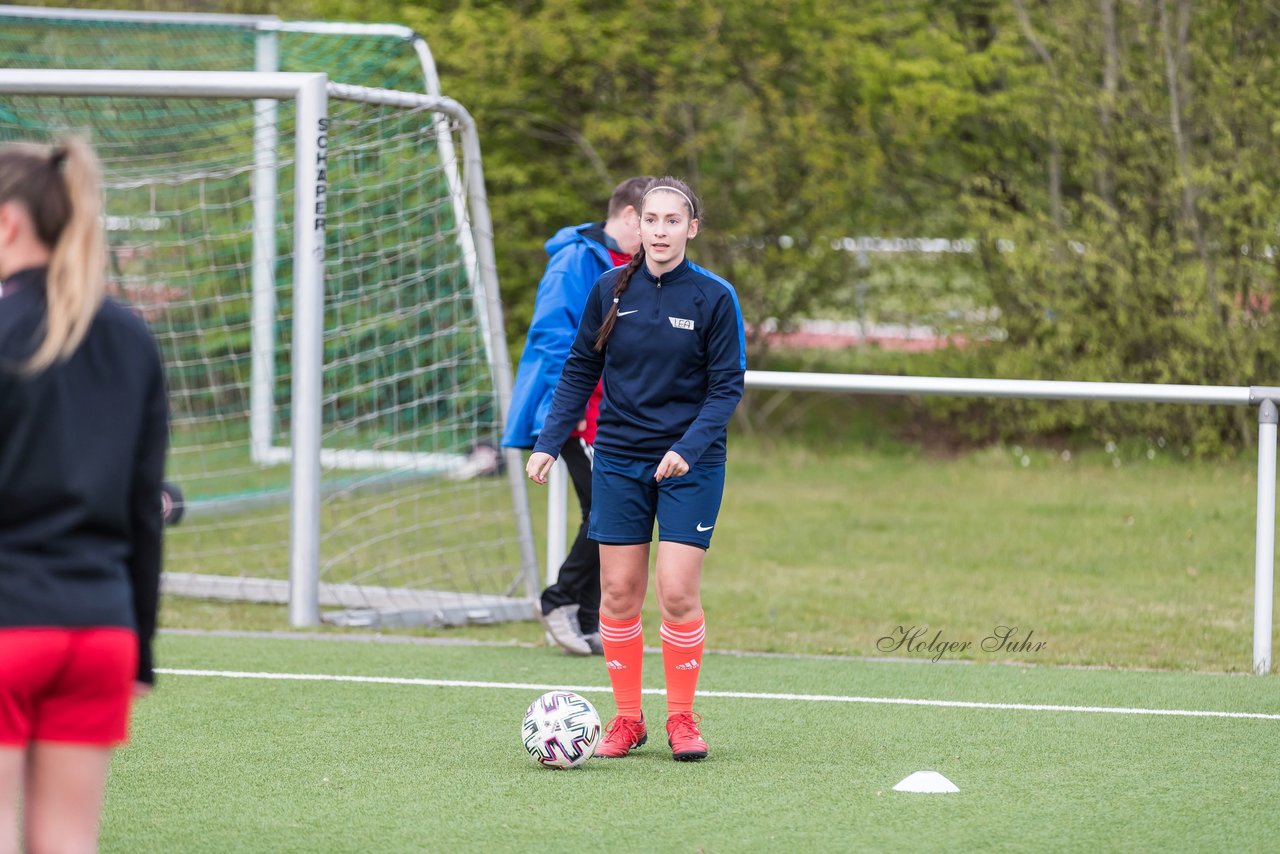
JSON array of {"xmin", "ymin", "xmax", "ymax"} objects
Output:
[{"xmin": 156, "ymin": 669, "xmax": 1280, "ymax": 721}]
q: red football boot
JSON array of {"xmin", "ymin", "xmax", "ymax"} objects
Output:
[
  {"xmin": 595, "ymin": 714, "xmax": 647, "ymax": 758},
  {"xmin": 665, "ymin": 712, "xmax": 709, "ymax": 761}
]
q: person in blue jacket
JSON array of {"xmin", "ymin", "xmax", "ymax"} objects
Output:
[
  {"xmin": 525, "ymin": 177, "xmax": 746, "ymax": 762},
  {"xmin": 504, "ymin": 176, "xmax": 651, "ymax": 655}
]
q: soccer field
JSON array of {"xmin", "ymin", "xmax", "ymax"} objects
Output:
[{"xmin": 103, "ymin": 632, "xmax": 1280, "ymax": 852}]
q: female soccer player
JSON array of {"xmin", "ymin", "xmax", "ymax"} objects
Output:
[
  {"xmin": 505, "ymin": 176, "xmax": 651, "ymax": 656},
  {"xmin": 526, "ymin": 177, "xmax": 746, "ymax": 761},
  {"xmin": 0, "ymin": 138, "xmax": 168, "ymax": 852}
]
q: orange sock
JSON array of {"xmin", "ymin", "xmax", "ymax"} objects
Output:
[
  {"xmin": 660, "ymin": 613, "xmax": 705, "ymax": 715},
  {"xmin": 599, "ymin": 613, "xmax": 645, "ymax": 719}
]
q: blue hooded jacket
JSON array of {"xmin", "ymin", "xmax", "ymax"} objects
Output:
[{"xmin": 503, "ymin": 222, "xmax": 616, "ymax": 449}]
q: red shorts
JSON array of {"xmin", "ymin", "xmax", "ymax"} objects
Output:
[{"xmin": 0, "ymin": 627, "xmax": 137, "ymax": 747}]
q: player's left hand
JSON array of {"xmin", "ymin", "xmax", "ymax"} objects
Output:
[{"xmin": 653, "ymin": 450, "xmax": 689, "ymax": 482}]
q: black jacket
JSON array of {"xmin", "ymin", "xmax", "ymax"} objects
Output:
[{"xmin": 0, "ymin": 266, "xmax": 168, "ymax": 683}]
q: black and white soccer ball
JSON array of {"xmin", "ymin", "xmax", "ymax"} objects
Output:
[{"xmin": 521, "ymin": 690, "xmax": 601, "ymax": 769}]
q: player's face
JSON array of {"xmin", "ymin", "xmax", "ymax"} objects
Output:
[{"xmin": 640, "ymin": 191, "xmax": 698, "ymax": 275}]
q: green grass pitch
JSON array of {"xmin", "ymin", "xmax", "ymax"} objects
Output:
[{"xmin": 102, "ymin": 632, "xmax": 1280, "ymax": 852}]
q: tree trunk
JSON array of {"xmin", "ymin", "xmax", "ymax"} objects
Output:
[
  {"xmin": 1097, "ymin": 0, "xmax": 1118, "ymax": 211},
  {"xmin": 1011, "ymin": 0, "xmax": 1063, "ymax": 231},
  {"xmin": 1157, "ymin": 0, "xmax": 1218, "ymax": 314}
]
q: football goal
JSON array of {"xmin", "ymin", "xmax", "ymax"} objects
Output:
[{"xmin": 0, "ymin": 67, "xmax": 539, "ymax": 628}]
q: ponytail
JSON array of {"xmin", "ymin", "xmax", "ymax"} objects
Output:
[
  {"xmin": 30, "ymin": 137, "xmax": 106, "ymax": 373},
  {"xmin": 594, "ymin": 248, "xmax": 645, "ymax": 351},
  {"xmin": 0, "ymin": 136, "xmax": 106, "ymax": 373}
]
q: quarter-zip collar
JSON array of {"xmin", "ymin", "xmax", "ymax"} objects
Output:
[{"xmin": 638, "ymin": 256, "xmax": 691, "ymax": 286}]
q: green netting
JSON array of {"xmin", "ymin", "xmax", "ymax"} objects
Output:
[
  {"xmin": 0, "ymin": 9, "xmax": 529, "ymax": 622},
  {"xmin": 0, "ymin": 95, "xmax": 488, "ymax": 461}
]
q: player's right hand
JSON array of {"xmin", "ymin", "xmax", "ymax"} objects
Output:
[{"xmin": 526, "ymin": 451, "xmax": 556, "ymax": 484}]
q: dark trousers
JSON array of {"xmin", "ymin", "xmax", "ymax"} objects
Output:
[{"xmin": 539, "ymin": 437, "xmax": 600, "ymax": 634}]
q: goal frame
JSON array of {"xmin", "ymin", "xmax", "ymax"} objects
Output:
[
  {"xmin": 0, "ymin": 68, "xmax": 539, "ymax": 627},
  {"xmin": 0, "ymin": 4, "xmax": 481, "ymax": 473}
]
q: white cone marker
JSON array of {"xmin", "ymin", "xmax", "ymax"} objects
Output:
[{"xmin": 892, "ymin": 771, "xmax": 959, "ymax": 794}]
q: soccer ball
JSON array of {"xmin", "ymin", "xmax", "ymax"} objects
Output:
[{"xmin": 521, "ymin": 690, "xmax": 601, "ymax": 769}]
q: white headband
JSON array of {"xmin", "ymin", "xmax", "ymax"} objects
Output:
[{"xmin": 643, "ymin": 185, "xmax": 696, "ymax": 216}]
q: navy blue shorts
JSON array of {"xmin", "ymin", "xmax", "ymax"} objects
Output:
[{"xmin": 588, "ymin": 449, "xmax": 726, "ymax": 550}]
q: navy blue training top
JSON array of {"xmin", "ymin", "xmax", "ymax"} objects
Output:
[
  {"xmin": 532, "ymin": 257, "xmax": 746, "ymax": 466},
  {"xmin": 0, "ymin": 266, "xmax": 169, "ymax": 683}
]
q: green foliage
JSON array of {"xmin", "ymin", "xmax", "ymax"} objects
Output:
[
  {"xmin": 0, "ymin": 14, "xmax": 496, "ymax": 451},
  {"xmin": 16, "ymin": 0, "xmax": 1280, "ymax": 452},
  {"xmin": 286, "ymin": 0, "xmax": 1006, "ymax": 342},
  {"xmin": 953, "ymin": 0, "xmax": 1280, "ymax": 453}
]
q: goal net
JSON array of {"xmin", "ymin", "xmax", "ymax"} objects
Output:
[{"xmin": 0, "ymin": 65, "xmax": 539, "ymax": 628}]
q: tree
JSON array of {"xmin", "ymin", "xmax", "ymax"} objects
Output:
[
  {"xmin": 957, "ymin": 0, "xmax": 1280, "ymax": 452},
  {"xmin": 29, "ymin": 0, "xmax": 1280, "ymax": 451}
]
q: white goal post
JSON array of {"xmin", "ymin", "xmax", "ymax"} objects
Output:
[
  {"xmin": 0, "ymin": 68, "xmax": 539, "ymax": 628},
  {"xmin": 0, "ymin": 4, "xmax": 490, "ymax": 487}
]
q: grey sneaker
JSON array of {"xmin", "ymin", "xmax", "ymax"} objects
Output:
[
  {"xmin": 541, "ymin": 604, "xmax": 591, "ymax": 656},
  {"xmin": 583, "ymin": 632, "xmax": 603, "ymax": 656}
]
